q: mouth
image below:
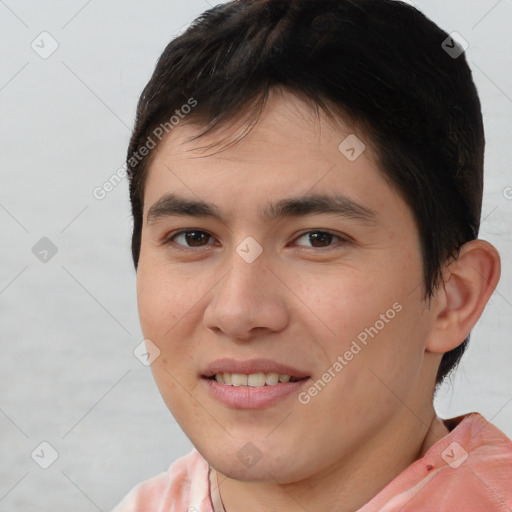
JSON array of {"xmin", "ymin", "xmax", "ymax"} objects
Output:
[
  {"xmin": 205, "ymin": 372, "xmax": 308, "ymax": 387},
  {"xmin": 201, "ymin": 358, "xmax": 311, "ymax": 408},
  {"xmin": 202, "ymin": 358, "xmax": 310, "ymax": 386}
]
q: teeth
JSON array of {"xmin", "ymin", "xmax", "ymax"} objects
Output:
[
  {"xmin": 248, "ymin": 372, "xmax": 266, "ymax": 387},
  {"xmin": 231, "ymin": 373, "xmax": 248, "ymax": 386},
  {"xmin": 214, "ymin": 372, "xmax": 299, "ymax": 387},
  {"xmin": 266, "ymin": 372, "xmax": 279, "ymax": 385}
]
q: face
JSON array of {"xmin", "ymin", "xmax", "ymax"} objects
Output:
[{"xmin": 136, "ymin": 89, "xmax": 440, "ymax": 484}]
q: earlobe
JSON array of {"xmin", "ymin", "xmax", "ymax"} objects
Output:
[{"xmin": 426, "ymin": 239, "xmax": 501, "ymax": 354}]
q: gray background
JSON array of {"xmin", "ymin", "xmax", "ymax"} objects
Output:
[{"xmin": 0, "ymin": 1, "xmax": 511, "ymax": 510}]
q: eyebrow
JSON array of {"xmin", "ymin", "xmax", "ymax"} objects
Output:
[{"xmin": 146, "ymin": 192, "xmax": 379, "ymax": 226}]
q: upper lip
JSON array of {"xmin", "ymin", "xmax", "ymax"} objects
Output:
[{"xmin": 202, "ymin": 358, "xmax": 310, "ymax": 379}]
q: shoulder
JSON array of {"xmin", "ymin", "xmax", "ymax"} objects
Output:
[
  {"xmin": 111, "ymin": 449, "xmax": 213, "ymax": 512},
  {"xmin": 359, "ymin": 412, "xmax": 512, "ymax": 512},
  {"xmin": 443, "ymin": 411, "xmax": 512, "ymax": 471},
  {"xmin": 443, "ymin": 412, "xmax": 512, "ymax": 501},
  {"xmin": 415, "ymin": 412, "xmax": 512, "ymax": 510}
]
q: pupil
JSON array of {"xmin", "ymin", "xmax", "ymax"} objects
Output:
[
  {"xmin": 186, "ymin": 231, "xmax": 207, "ymax": 246},
  {"xmin": 310, "ymin": 232, "xmax": 331, "ymax": 247}
]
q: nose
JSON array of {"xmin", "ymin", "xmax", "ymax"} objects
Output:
[{"xmin": 203, "ymin": 250, "xmax": 290, "ymax": 341}]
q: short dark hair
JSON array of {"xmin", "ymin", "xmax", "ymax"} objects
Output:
[{"xmin": 126, "ymin": 0, "xmax": 485, "ymax": 388}]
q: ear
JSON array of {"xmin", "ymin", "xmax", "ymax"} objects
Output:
[{"xmin": 426, "ymin": 239, "xmax": 501, "ymax": 354}]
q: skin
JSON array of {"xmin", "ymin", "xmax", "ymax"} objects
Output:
[{"xmin": 136, "ymin": 88, "xmax": 500, "ymax": 512}]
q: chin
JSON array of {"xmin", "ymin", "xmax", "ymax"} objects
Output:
[{"xmin": 199, "ymin": 442, "xmax": 310, "ymax": 484}]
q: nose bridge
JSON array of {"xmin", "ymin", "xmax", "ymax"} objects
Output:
[
  {"xmin": 204, "ymin": 244, "xmax": 289, "ymax": 338},
  {"xmin": 220, "ymin": 244, "xmax": 270, "ymax": 309},
  {"xmin": 219, "ymin": 232, "xmax": 269, "ymax": 294}
]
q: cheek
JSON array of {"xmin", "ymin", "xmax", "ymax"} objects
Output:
[
  {"xmin": 301, "ymin": 261, "xmax": 423, "ymax": 380},
  {"xmin": 136, "ymin": 258, "xmax": 190, "ymax": 337},
  {"xmin": 137, "ymin": 270, "xmax": 166, "ymax": 337},
  {"xmin": 136, "ymin": 260, "xmax": 203, "ymax": 383},
  {"xmin": 294, "ymin": 268, "xmax": 384, "ymax": 343},
  {"xmin": 149, "ymin": 359, "xmax": 209, "ymax": 436}
]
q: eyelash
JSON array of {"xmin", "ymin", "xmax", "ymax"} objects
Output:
[{"xmin": 162, "ymin": 229, "xmax": 349, "ymax": 251}]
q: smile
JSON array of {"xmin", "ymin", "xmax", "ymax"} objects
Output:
[{"xmin": 212, "ymin": 372, "xmax": 306, "ymax": 387}]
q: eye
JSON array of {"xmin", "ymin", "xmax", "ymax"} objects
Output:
[
  {"xmin": 165, "ymin": 229, "xmax": 216, "ymax": 249},
  {"xmin": 293, "ymin": 230, "xmax": 348, "ymax": 249}
]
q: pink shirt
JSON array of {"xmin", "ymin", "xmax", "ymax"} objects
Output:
[{"xmin": 112, "ymin": 412, "xmax": 512, "ymax": 511}]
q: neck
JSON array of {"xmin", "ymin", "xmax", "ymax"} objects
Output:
[{"xmin": 212, "ymin": 407, "xmax": 450, "ymax": 512}]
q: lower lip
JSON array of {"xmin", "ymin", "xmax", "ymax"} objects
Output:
[{"xmin": 203, "ymin": 377, "xmax": 310, "ymax": 409}]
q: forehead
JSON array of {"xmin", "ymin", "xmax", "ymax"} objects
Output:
[
  {"xmin": 142, "ymin": 90, "xmax": 409, "ymax": 230},
  {"xmin": 155, "ymin": 90, "xmax": 365, "ymax": 163}
]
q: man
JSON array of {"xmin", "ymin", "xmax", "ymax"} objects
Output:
[{"xmin": 113, "ymin": 0, "xmax": 512, "ymax": 510}]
